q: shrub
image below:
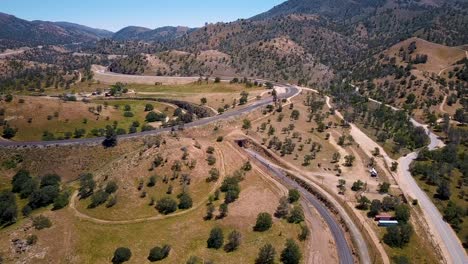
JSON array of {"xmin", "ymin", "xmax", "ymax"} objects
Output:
[
  {"xmin": 105, "ymin": 181, "xmax": 119, "ymax": 194},
  {"xmin": 53, "ymin": 191, "xmax": 71, "ymax": 210},
  {"xmin": 156, "ymin": 197, "xmax": 177, "ymax": 215},
  {"xmin": 383, "ymin": 224, "xmax": 413, "ymax": 248},
  {"xmin": 32, "ymin": 215, "xmax": 52, "ymax": 230},
  {"xmin": 26, "ymin": 234, "xmax": 38, "ymax": 245},
  {"xmin": 288, "ymin": 205, "xmax": 304, "ymax": 223},
  {"xmin": 145, "ymin": 104, "xmax": 154, "ymax": 112},
  {"xmin": 88, "ymin": 190, "xmax": 109, "ymax": 208},
  {"xmin": 147, "ymin": 245, "xmax": 171, "ymax": 262},
  {"xmin": 178, "ymin": 192, "xmax": 193, "ymax": 209},
  {"xmin": 207, "ymin": 227, "xmax": 224, "ymax": 249},
  {"xmin": 280, "ymin": 239, "xmax": 302, "ymax": 264},
  {"xmin": 123, "ymin": 111, "xmax": 134, "ymax": 118},
  {"xmin": 112, "ymin": 247, "xmax": 132, "ymax": 263},
  {"xmin": 224, "ymin": 230, "xmax": 242, "ymax": 252},
  {"xmin": 254, "ymin": 212, "xmax": 273, "ymax": 232},
  {"xmin": 255, "ymin": 244, "xmax": 276, "ymax": 264},
  {"xmin": 216, "ymin": 136, "xmax": 224, "ymax": 142},
  {"xmin": 288, "ymin": 189, "xmax": 300, "ymax": 203},
  {"xmin": 298, "ymin": 224, "xmax": 310, "ymax": 241}
]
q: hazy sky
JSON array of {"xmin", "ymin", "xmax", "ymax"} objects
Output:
[{"xmin": 0, "ymin": 0, "xmax": 285, "ymax": 31}]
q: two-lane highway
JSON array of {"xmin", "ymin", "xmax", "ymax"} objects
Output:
[{"xmin": 0, "ymin": 85, "xmax": 299, "ymax": 147}]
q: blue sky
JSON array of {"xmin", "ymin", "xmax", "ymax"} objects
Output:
[{"xmin": 0, "ymin": 0, "xmax": 285, "ymax": 32}]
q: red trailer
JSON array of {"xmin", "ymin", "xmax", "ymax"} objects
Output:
[{"xmin": 374, "ymin": 214, "xmax": 393, "ymax": 221}]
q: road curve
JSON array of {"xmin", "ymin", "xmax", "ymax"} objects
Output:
[
  {"xmin": 245, "ymin": 149, "xmax": 354, "ymax": 264},
  {"xmin": 0, "ymin": 85, "xmax": 299, "ymax": 147},
  {"xmin": 337, "ymin": 86, "xmax": 467, "ymax": 263}
]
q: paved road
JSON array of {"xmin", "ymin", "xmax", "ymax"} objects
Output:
[
  {"xmin": 0, "ymin": 85, "xmax": 299, "ymax": 147},
  {"xmin": 341, "ymin": 86, "xmax": 467, "ymax": 263},
  {"xmin": 245, "ymin": 149, "xmax": 354, "ymax": 264},
  {"xmin": 397, "ymin": 120, "xmax": 467, "ymax": 264}
]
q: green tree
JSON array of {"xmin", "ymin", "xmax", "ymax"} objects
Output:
[
  {"xmin": 112, "ymin": 247, "xmax": 132, "ymax": 263},
  {"xmin": 2, "ymin": 125, "xmax": 17, "ymax": 139},
  {"xmin": 178, "ymin": 192, "xmax": 193, "ymax": 209},
  {"xmin": 200, "ymin": 98, "xmax": 207, "ymax": 105},
  {"xmin": 288, "ymin": 205, "xmax": 305, "ymax": 223},
  {"xmin": 78, "ymin": 173, "xmax": 95, "ymax": 199},
  {"xmin": 395, "ymin": 204, "xmax": 410, "ymax": 223},
  {"xmin": 105, "ymin": 181, "xmax": 118, "ymax": 194},
  {"xmin": 356, "ymin": 196, "xmax": 371, "ymax": 210},
  {"xmin": 378, "ymin": 182, "xmax": 391, "ymax": 194},
  {"xmin": 275, "ymin": 196, "xmax": 289, "ymax": 218},
  {"xmin": 102, "ymin": 126, "xmax": 118, "ymax": 148},
  {"xmin": 255, "ymin": 244, "xmax": 276, "ymax": 264},
  {"xmin": 207, "ymin": 227, "xmax": 224, "ymax": 249},
  {"xmin": 145, "ymin": 104, "xmax": 154, "ymax": 112},
  {"xmin": 147, "ymin": 245, "xmax": 171, "ymax": 262},
  {"xmin": 156, "ymin": 197, "xmax": 178, "ymax": 215},
  {"xmin": 436, "ymin": 180, "xmax": 451, "ymax": 200},
  {"xmin": 280, "ymin": 239, "xmax": 302, "ymax": 264},
  {"xmin": 0, "ymin": 191, "xmax": 17, "ymax": 225},
  {"xmin": 368, "ymin": 199, "xmax": 381, "ymax": 217},
  {"xmin": 298, "ymin": 224, "xmax": 310, "ymax": 241},
  {"xmin": 254, "ymin": 212, "xmax": 273, "ymax": 232},
  {"xmin": 89, "ymin": 190, "xmax": 109, "ymax": 208},
  {"xmin": 288, "ymin": 189, "xmax": 300, "ymax": 203},
  {"xmin": 224, "ymin": 230, "xmax": 242, "ymax": 252},
  {"xmin": 383, "ymin": 224, "xmax": 413, "ymax": 248}
]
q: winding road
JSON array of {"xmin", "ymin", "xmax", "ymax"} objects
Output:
[
  {"xmin": 335, "ymin": 86, "xmax": 467, "ymax": 264},
  {"xmin": 245, "ymin": 149, "xmax": 355, "ymax": 264},
  {"xmin": 0, "ymin": 85, "xmax": 299, "ymax": 147}
]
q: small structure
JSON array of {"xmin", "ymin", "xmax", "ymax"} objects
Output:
[
  {"xmin": 370, "ymin": 168, "xmax": 378, "ymax": 177},
  {"xmin": 374, "ymin": 214, "xmax": 393, "ymax": 221},
  {"xmin": 378, "ymin": 220, "xmax": 398, "ymax": 227}
]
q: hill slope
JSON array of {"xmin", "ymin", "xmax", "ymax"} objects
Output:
[
  {"xmin": 0, "ymin": 12, "xmax": 113, "ymax": 46},
  {"xmin": 113, "ymin": 26, "xmax": 193, "ymax": 41}
]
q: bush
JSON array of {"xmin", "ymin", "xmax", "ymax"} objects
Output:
[
  {"xmin": 288, "ymin": 189, "xmax": 300, "ymax": 203},
  {"xmin": 0, "ymin": 191, "xmax": 17, "ymax": 225},
  {"xmin": 298, "ymin": 224, "xmax": 310, "ymax": 241},
  {"xmin": 156, "ymin": 197, "xmax": 177, "ymax": 215},
  {"xmin": 112, "ymin": 247, "xmax": 132, "ymax": 263},
  {"xmin": 383, "ymin": 224, "xmax": 413, "ymax": 248},
  {"xmin": 147, "ymin": 245, "xmax": 171, "ymax": 262},
  {"xmin": 280, "ymin": 239, "xmax": 302, "ymax": 264},
  {"xmin": 105, "ymin": 181, "xmax": 119, "ymax": 194},
  {"xmin": 256, "ymin": 244, "xmax": 276, "ymax": 264},
  {"xmin": 26, "ymin": 234, "xmax": 38, "ymax": 245},
  {"xmin": 123, "ymin": 111, "xmax": 134, "ymax": 118},
  {"xmin": 224, "ymin": 230, "xmax": 242, "ymax": 252},
  {"xmin": 254, "ymin": 212, "xmax": 273, "ymax": 232},
  {"xmin": 145, "ymin": 104, "xmax": 154, "ymax": 112},
  {"xmin": 146, "ymin": 111, "xmax": 166, "ymax": 122},
  {"xmin": 147, "ymin": 175, "xmax": 157, "ymax": 187},
  {"xmin": 178, "ymin": 192, "xmax": 193, "ymax": 209},
  {"xmin": 53, "ymin": 191, "xmax": 71, "ymax": 210},
  {"xmin": 207, "ymin": 227, "xmax": 224, "ymax": 249},
  {"xmin": 88, "ymin": 190, "xmax": 109, "ymax": 208},
  {"xmin": 216, "ymin": 136, "xmax": 224, "ymax": 142},
  {"xmin": 32, "ymin": 215, "xmax": 52, "ymax": 230},
  {"xmin": 288, "ymin": 205, "xmax": 304, "ymax": 223}
]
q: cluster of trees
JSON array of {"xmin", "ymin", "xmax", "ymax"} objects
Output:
[
  {"xmin": 0, "ymin": 170, "xmax": 70, "ymax": 226},
  {"xmin": 109, "ymin": 54, "xmax": 148, "ymax": 75},
  {"xmin": 411, "ymin": 143, "xmax": 467, "ymax": 233},
  {"xmin": 331, "ymin": 83, "xmax": 430, "ymax": 153},
  {"xmin": 111, "ymin": 244, "xmax": 171, "ymax": 263}
]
